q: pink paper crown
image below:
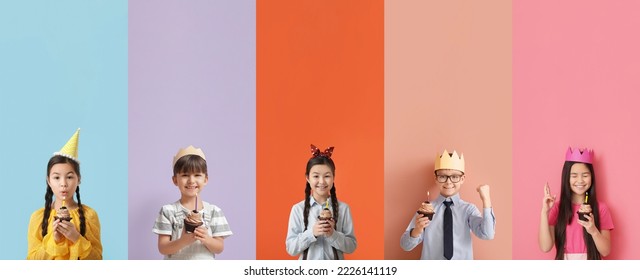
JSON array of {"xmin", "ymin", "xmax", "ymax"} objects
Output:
[{"xmin": 565, "ymin": 147, "xmax": 594, "ymax": 164}]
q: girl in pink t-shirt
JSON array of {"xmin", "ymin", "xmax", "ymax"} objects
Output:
[{"xmin": 538, "ymin": 147, "xmax": 613, "ymax": 260}]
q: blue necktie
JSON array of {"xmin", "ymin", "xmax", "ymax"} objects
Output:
[{"xmin": 443, "ymin": 200, "xmax": 453, "ymax": 260}]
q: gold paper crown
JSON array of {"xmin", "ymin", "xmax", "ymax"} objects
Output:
[
  {"xmin": 434, "ymin": 149, "xmax": 465, "ymax": 173},
  {"xmin": 53, "ymin": 128, "xmax": 80, "ymax": 162},
  {"xmin": 173, "ymin": 145, "xmax": 207, "ymax": 166}
]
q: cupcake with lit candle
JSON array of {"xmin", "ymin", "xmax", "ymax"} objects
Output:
[
  {"xmin": 416, "ymin": 191, "xmax": 435, "ymax": 220},
  {"xmin": 577, "ymin": 194, "xmax": 592, "ymax": 222},
  {"xmin": 54, "ymin": 198, "xmax": 72, "ymax": 222}
]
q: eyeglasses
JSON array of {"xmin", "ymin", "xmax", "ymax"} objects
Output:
[{"xmin": 436, "ymin": 174, "xmax": 463, "ymax": 183}]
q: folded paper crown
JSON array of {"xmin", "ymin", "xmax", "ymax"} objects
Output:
[
  {"xmin": 434, "ymin": 149, "xmax": 465, "ymax": 173},
  {"xmin": 173, "ymin": 145, "xmax": 207, "ymax": 166}
]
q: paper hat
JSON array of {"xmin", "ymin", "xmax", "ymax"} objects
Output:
[
  {"xmin": 53, "ymin": 129, "xmax": 80, "ymax": 162},
  {"xmin": 565, "ymin": 147, "xmax": 593, "ymax": 164},
  {"xmin": 173, "ymin": 145, "xmax": 207, "ymax": 166},
  {"xmin": 434, "ymin": 149, "xmax": 465, "ymax": 173}
]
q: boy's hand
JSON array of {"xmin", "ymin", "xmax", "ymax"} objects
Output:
[
  {"xmin": 193, "ymin": 226, "xmax": 211, "ymax": 242},
  {"xmin": 477, "ymin": 184, "xmax": 492, "ymax": 208},
  {"xmin": 411, "ymin": 214, "xmax": 430, "ymax": 237},
  {"xmin": 179, "ymin": 227, "xmax": 197, "ymax": 244}
]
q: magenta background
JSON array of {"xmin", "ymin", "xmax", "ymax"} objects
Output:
[
  {"xmin": 128, "ymin": 0, "xmax": 255, "ymax": 259},
  {"xmin": 513, "ymin": 0, "xmax": 640, "ymax": 259}
]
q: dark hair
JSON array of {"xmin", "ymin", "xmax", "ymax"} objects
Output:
[
  {"xmin": 302, "ymin": 156, "xmax": 340, "ymax": 259},
  {"xmin": 554, "ymin": 161, "xmax": 601, "ymax": 260},
  {"xmin": 173, "ymin": 154, "xmax": 208, "ymax": 176},
  {"xmin": 41, "ymin": 155, "xmax": 87, "ymax": 237}
]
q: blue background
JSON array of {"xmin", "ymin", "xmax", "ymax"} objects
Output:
[{"xmin": 0, "ymin": 1, "xmax": 128, "ymax": 259}]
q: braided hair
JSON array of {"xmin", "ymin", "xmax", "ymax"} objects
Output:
[
  {"xmin": 41, "ymin": 155, "xmax": 87, "ymax": 237},
  {"xmin": 301, "ymin": 156, "xmax": 340, "ymax": 259}
]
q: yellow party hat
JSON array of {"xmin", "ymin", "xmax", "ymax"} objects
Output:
[
  {"xmin": 434, "ymin": 149, "xmax": 465, "ymax": 173},
  {"xmin": 173, "ymin": 145, "xmax": 207, "ymax": 166},
  {"xmin": 54, "ymin": 128, "xmax": 80, "ymax": 162}
]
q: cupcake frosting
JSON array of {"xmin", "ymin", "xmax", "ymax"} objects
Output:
[
  {"xmin": 578, "ymin": 204, "xmax": 592, "ymax": 213},
  {"xmin": 186, "ymin": 211, "xmax": 203, "ymax": 224},
  {"xmin": 319, "ymin": 208, "xmax": 333, "ymax": 220},
  {"xmin": 418, "ymin": 201, "xmax": 435, "ymax": 213}
]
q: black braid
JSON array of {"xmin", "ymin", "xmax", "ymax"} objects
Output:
[
  {"xmin": 302, "ymin": 183, "xmax": 311, "ymax": 260},
  {"xmin": 76, "ymin": 187, "xmax": 86, "ymax": 236},
  {"xmin": 330, "ymin": 186, "xmax": 340, "ymax": 260},
  {"xmin": 41, "ymin": 187, "xmax": 54, "ymax": 237},
  {"xmin": 330, "ymin": 186, "xmax": 339, "ymax": 228}
]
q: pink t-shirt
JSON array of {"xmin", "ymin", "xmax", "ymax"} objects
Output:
[{"xmin": 548, "ymin": 201, "xmax": 614, "ymax": 253}]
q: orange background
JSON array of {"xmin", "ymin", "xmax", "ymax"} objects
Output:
[
  {"xmin": 256, "ymin": 0, "xmax": 384, "ymax": 259},
  {"xmin": 383, "ymin": 1, "xmax": 512, "ymax": 259}
]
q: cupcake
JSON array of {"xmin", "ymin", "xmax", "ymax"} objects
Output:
[
  {"xmin": 54, "ymin": 200, "xmax": 72, "ymax": 222},
  {"xmin": 318, "ymin": 208, "xmax": 333, "ymax": 222},
  {"xmin": 577, "ymin": 204, "xmax": 592, "ymax": 222},
  {"xmin": 184, "ymin": 210, "xmax": 203, "ymax": 233},
  {"xmin": 416, "ymin": 201, "xmax": 435, "ymax": 220}
]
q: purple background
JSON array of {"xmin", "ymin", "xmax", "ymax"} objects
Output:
[{"xmin": 128, "ymin": 0, "xmax": 255, "ymax": 260}]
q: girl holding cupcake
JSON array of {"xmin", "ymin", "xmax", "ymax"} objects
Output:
[
  {"xmin": 285, "ymin": 144, "xmax": 357, "ymax": 260},
  {"xmin": 27, "ymin": 129, "xmax": 103, "ymax": 260},
  {"xmin": 538, "ymin": 147, "xmax": 613, "ymax": 260}
]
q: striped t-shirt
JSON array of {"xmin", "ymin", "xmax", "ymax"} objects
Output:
[{"xmin": 153, "ymin": 200, "xmax": 232, "ymax": 259}]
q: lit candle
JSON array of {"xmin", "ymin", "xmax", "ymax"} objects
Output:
[
  {"xmin": 584, "ymin": 193, "xmax": 588, "ymax": 204},
  {"xmin": 427, "ymin": 191, "xmax": 430, "ymax": 200},
  {"xmin": 195, "ymin": 193, "xmax": 198, "ymax": 211},
  {"xmin": 62, "ymin": 197, "xmax": 66, "ymax": 207},
  {"xmin": 325, "ymin": 200, "xmax": 329, "ymax": 209}
]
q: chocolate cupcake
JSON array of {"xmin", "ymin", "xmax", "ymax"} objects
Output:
[
  {"xmin": 318, "ymin": 208, "xmax": 333, "ymax": 222},
  {"xmin": 577, "ymin": 204, "xmax": 592, "ymax": 222},
  {"xmin": 416, "ymin": 201, "xmax": 435, "ymax": 220},
  {"xmin": 184, "ymin": 210, "xmax": 203, "ymax": 233}
]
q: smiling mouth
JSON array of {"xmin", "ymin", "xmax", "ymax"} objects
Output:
[{"xmin": 186, "ymin": 186, "xmax": 199, "ymax": 189}]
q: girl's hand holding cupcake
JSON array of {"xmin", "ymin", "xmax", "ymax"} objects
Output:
[
  {"xmin": 577, "ymin": 213, "xmax": 598, "ymax": 235},
  {"xmin": 53, "ymin": 219, "xmax": 80, "ymax": 243}
]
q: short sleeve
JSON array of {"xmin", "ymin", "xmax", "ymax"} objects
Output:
[
  {"xmin": 209, "ymin": 206, "xmax": 232, "ymax": 238},
  {"xmin": 598, "ymin": 202, "xmax": 614, "ymax": 230},
  {"xmin": 153, "ymin": 206, "xmax": 173, "ymax": 235}
]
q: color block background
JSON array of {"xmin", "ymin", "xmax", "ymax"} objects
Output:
[
  {"xmin": 512, "ymin": 0, "xmax": 640, "ymax": 260},
  {"xmin": 0, "ymin": 1, "xmax": 128, "ymax": 259},
  {"xmin": 127, "ymin": 0, "xmax": 256, "ymax": 260},
  {"xmin": 256, "ymin": 0, "xmax": 384, "ymax": 260},
  {"xmin": 384, "ymin": 0, "xmax": 512, "ymax": 260}
]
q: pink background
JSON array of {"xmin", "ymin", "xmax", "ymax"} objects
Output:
[
  {"xmin": 384, "ymin": 1, "xmax": 512, "ymax": 259},
  {"xmin": 513, "ymin": 0, "xmax": 640, "ymax": 259}
]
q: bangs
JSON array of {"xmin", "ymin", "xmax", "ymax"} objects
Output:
[{"xmin": 173, "ymin": 154, "xmax": 208, "ymax": 175}]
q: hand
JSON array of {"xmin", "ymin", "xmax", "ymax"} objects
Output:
[
  {"xmin": 577, "ymin": 212, "xmax": 599, "ymax": 235},
  {"xmin": 542, "ymin": 182, "xmax": 556, "ymax": 213},
  {"xmin": 179, "ymin": 226, "xmax": 197, "ymax": 244},
  {"xmin": 313, "ymin": 220, "xmax": 331, "ymax": 237},
  {"xmin": 414, "ymin": 214, "xmax": 431, "ymax": 232},
  {"xmin": 324, "ymin": 219, "xmax": 336, "ymax": 237},
  {"xmin": 56, "ymin": 220, "xmax": 80, "ymax": 243},
  {"xmin": 193, "ymin": 226, "xmax": 211, "ymax": 242},
  {"xmin": 52, "ymin": 219, "xmax": 63, "ymax": 243},
  {"xmin": 477, "ymin": 184, "xmax": 491, "ymax": 201}
]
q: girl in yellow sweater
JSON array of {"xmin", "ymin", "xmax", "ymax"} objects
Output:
[{"xmin": 27, "ymin": 129, "xmax": 102, "ymax": 260}]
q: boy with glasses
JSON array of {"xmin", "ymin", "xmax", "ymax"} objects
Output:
[{"xmin": 400, "ymin": 150, "xmax": 495, "ymax": 260}]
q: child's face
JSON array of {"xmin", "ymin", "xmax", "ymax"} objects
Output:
[
  {"xmin": 435, "ymin": 169, "xmax": 465, "ymax": 198},
  {"xmin": 173, "ymin": 172, "xmax": 208, "ymax": 198},
  {"xmin": 569, "ymin": 163, "xmax": 591, "ymax": 196},
  {"xmin": 307, "ymin": 164, "xmax": 334, "ymax": 200},
  {"xmin": 47, "ymin": 163, "xmax": 79, "ymax": 203}
]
